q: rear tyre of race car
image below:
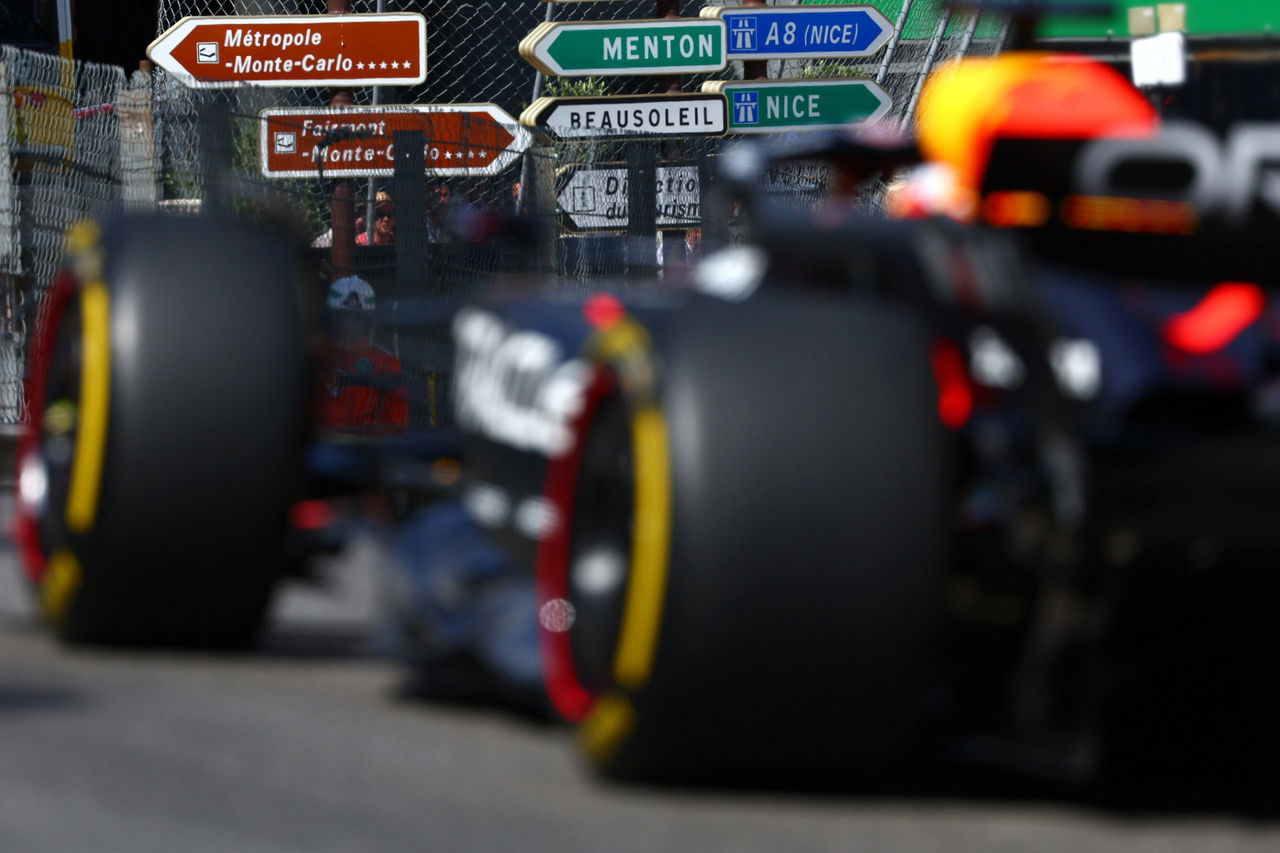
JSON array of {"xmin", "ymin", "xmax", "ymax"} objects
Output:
[
  {"xmin": 540, "ymin": 291, "xmax": 950, "ymax": 783},
  {"xmin": 15, "ymin": 214, "xmax": 313, "ymax": 647}
]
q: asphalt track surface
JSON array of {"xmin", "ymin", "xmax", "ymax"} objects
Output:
[{"xmin": 3, "ymin": 535, "xmax": 1280, "ymax": 852}]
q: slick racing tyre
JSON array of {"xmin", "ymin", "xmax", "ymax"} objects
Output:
[
  {"xmin": 15, "ymin": 214, "xmax": 313, "ymax": 646},
  {"xmin": 537, "ymin": 291, "xmax": 950, "ymax": 782}
]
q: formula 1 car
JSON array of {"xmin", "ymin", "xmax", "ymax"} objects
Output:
[
  {"xmin": 17, "ymin": 37, "xmax": 1280, "ymax": 787},
  {"xmin": 445, "ymin": 53, "xmax": 1280, "ymax": 784}
]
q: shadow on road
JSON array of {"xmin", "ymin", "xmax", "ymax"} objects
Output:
[
  {"xmin": 257, "ymin": 624, "xmax": 378, "ymax": 660},
  {"xmin": 0, "ymin": 681, "xmax": 88, "ymax": 715},
  {"xmin": 616, "ymin": 760, "xmax": 1280, "ymax": 823}
]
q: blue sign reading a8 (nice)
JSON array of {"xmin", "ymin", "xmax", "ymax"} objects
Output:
[{"xmin": 701, "ymin": 5, "xmax": 893, "ymax": 61}]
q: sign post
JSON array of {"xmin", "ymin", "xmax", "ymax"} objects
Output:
[
  {"xmin": 520, "ymin": 18, "xmax": 726, "ymax": 76},
  {"xmin": 259, "ymin": 104, "xmax": 532, "ymax": 178},
  {"xmin": 521, "ymin": 94, "xmax": 726, "ymax": 141},
  {"xmin": 701, "ymin": 5, "xmax": 893, "ymax": 61},
  {"xmin": 703, "ymin": 78, "xmax": 892, "ymax": 134},
  {"xmin": 146, "ymin": 13, "xmax": 427, "ymax": 87}
]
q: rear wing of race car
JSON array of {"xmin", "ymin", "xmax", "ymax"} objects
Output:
[{"xmin": 976, "ymin": 122, "xmax": 1280, "ymax": 287}]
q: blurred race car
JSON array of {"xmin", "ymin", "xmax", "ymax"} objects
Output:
[
  {"xmin": 17, "ymin": 32, "xmax": 1280, "ymax": 786},
  {"xmin": 438, "ymin": 53, "xmax": 1280, "ymax": 784}
]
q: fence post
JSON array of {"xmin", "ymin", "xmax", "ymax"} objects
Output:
[
  {"xmin": 656, "ymin": 0, "xmax": 687, "ymax": 271},
  {"xmin": 393, "ymin": 129, "xmax": 426, "ymax": 300},
  {"xmin": 904, "ymin": 9, "xmax": 953, "ymax": 123},
  {"xmin": 698, "ymin": 146, "xmax": 725, "ymax": 253},
  {"xmin": 625, "ymin": 141, "xmax": 657, "ymax": 279},
  {"xmin": 392, "ymin": 129, "xmax": 432, "ymax": 427},
  {"xmin": 876, "ymin": 0, "xmax": 916, "ymax": 86},
  {"xmin": 197, "ymin": 99, "xmax": 231, "ymax": 216},
  {"xmin": 118, "ymin": 63, "xmax": 158, "ymax": 212},
  {"xmin": 328, "ymin": 0, "xmax": 355, "ymax": 278},
  {"xmin": 0, "ymin": 62, "xmax": 16, "ymax": 278},
  {"xmin": 0, "ymin": 60, "xmax": 21, "ymax": 428},
  {"xmin": 741, "ymin": 0, "xmax": 769, "ymax": 81}
]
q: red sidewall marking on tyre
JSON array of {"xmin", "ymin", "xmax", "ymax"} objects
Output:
[
  {"xmin": 535, "ymin": 365, "xmax": 615, "ymax": 722},
  {"xmin": 14, "ymin": 273, "xmax": 77, "ymax": 584}
]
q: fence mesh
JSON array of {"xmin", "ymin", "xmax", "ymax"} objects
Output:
[
  {"xmin": 0, "ymin": 47, "xmax": 133, "ymax": 425},
  {"xmin": 0, "ymin": 1, "xmax": 1003, "ymax": 433}
]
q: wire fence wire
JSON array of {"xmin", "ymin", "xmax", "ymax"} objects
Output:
[
  {"xmin": 0, "ymin": 1, "xmax": 1003, "ymax": 432},
  {"xmin": 0, "ymin": 46, "xmax": 135, "ymax": 425}
]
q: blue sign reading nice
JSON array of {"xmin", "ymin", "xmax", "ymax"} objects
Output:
[{"xmin": 715, "ymin": 6, "xmax": 894, "ymax": 61}]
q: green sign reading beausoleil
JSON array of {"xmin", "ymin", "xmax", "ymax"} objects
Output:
[
  {"xmin": 704, "ymin": 79, "xmax": 892, "ymax": 134},
  {"xmin": 521, "ymin": 19, "xmax": 726, "ymax": 76}
]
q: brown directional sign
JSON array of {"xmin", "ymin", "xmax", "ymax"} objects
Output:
[
  {"xmin": 259, "ymin": 105, "xmax": 532, "ymax": 178},
  {"xmin": 147, "ymin": 14, "xmax": 427, "ymax": 88}
]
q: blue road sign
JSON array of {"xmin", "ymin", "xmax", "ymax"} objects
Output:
[
  {"xmin": 732, "ymin": 90, "xmax": 759, "ymax": 125},
  {"xmin": 707, "ymin": 5, "xmax": 894, "ymax": 61}
]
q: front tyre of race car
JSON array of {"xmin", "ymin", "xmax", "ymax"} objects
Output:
[
  {"xmin": 539, "ymin": 291, "xmax": 951, "ymax": 782},
  {"xmin": 15, "ymin": 214, "xmax": 313, "ymax": 646}
]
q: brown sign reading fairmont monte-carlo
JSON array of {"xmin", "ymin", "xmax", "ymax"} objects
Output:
[{"xmin": 259, "ymin": 104, "xmax": 532, "ymax": 178}]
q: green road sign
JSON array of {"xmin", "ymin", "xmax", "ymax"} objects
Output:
[
  {"xmin": 520, "ymin": 18, "xmax": 726, "ymax": 76},
  {"xmin": 703, "ymin": 78, "xmax": 891, "ymax": 134},
  {"xmin": 1039, "ymin": 0, "xmax": 1279, "ymax": 38}
]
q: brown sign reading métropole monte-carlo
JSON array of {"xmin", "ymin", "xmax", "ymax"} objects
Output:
[{"xmin": 147, "ymin": 14, "xmax": 427, "ymax": 88}]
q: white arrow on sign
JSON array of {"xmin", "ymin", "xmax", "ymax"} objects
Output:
[{"xmin": 557, "ymin": 165, "xmax": 700, "ymax": 231}]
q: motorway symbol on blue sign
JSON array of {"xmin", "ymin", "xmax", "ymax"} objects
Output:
[{"xmin": 700, "ymin": 5, "xmax": 893, "ymax": 61}]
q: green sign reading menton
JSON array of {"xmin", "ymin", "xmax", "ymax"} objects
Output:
[
  {"xmin": 703, "ymin": 78, "xmax": 892, "ymax": 134},
  {"xmin": 520, "ymin": 19, "xmax": 727, "ymax": 77}
]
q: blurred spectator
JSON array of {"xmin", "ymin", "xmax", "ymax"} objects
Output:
[
  {"xmin": 316, "ymin": 275, "xmax": 408, "ymax": 435},
  {"xmin": 426, "ymin": 181, "xmax": 450, "ymax": 241},
  {"xmin": 312, "ymin": 192, "xmax": 394, "ymax": 247},
  {"xmin": 357, "ymin": 191, "xmax": 396, "ymax": 245},
  {"xmin": 685, "ymin": 227, "xmax": 702, "ymax": 257}
]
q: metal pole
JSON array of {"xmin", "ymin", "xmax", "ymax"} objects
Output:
[
  {"xmin": 517, "ymin": 1, "xmax": 557, "ymax": 213},
  {"xmin": 392, "ymin": 130, "xmax": 427, "ymax": 426},
  {"xmin": 625, "ymin": 142, "xmax": 657, "ymax": 279},
  {"xmin": 328, "ymin": 0, "xmax": 355, "ymax": 278},
  {"xmin": 198, "ymin": 100, "xmax": 232, "ymax": 216},
  {"xmin": 876, "ymin": 0, "xmax": 916, "ymax": 85},
  {"xmin": 54, "ymin": 0, "xmax": 73, "ymax": 59},
  {"xmin": 742, "ymin": 0, "xmax": 768, "ymax": 81},
  {"xmin": 904, "ymin": 9, "xmax": 953, "ymax": 124},
  {"xmin": 994, "ymin": 15, "xmax": 1013, "ymax": 54},
  {"xmin": 956, "ymin": 9, "xmax": 982, "ymax": 59},
  {"xmin": 365, "ymin": 0, "xmax": 386, "ymax": 245},
  {"xmin": 657, "ymin": 0, "xmax": 682, "ymax": 271}
]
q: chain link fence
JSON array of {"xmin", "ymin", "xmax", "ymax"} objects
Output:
[
  {"xmin": 0, "ymin": 46, "xmax": 139, "ymax": 426},
  {"xmin": 0, "ymin": 1, "xmax": 1004, "ymax": 433}
]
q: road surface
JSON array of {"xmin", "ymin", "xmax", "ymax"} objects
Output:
[{"xmin": 2, "ymin": 534, "xmax": 1279, "ymax": 852}]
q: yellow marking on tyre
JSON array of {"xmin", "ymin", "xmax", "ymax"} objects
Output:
[
  {"xmin": 612, "ymin": 404, "xmax": 672, "ymax": 688},
  {"xmin": 66, "ymin": 220, "xmax": 103, "ymax": 281},
  {"xmin": 586, "ymin": 318, "xmax": 674, "ymax": 691},
  {"xmin": 40, "ymin": 548, "xmax": 82, "ymax": 621},
  {"xmin": 594, "ymin": 321, "xmax": 647, "ymax": 363},
  {"xmin": 580, "ymin": 692, "xmax": 636, "ymax": 760},
  {"xmin": 65, "ymin": 280, "xmax": 110, "ymax": 533}
]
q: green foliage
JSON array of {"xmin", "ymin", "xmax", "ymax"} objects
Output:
[
  {"xmin": 543, "ymin": 76, "xmax": 609, "ymax": 98},
  {"xmin": 799, "ymin": 60, "xmax": 874, "ymax": 80}
]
